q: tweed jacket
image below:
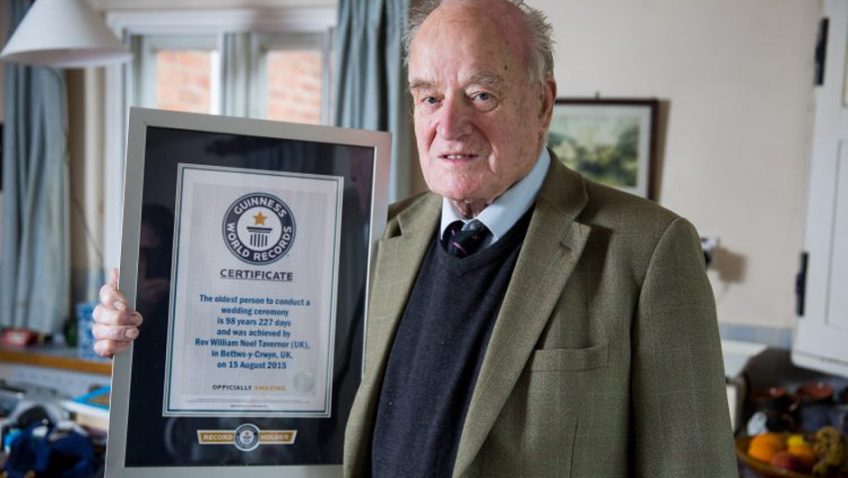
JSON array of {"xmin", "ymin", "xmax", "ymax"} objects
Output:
[{"xmin": 343, "ymin": 158, "xmax": 737, "ymax": 477}]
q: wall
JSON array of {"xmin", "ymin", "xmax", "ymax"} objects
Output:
[
  {"xmin": 531, "ymin": 0, "xmax": 820, "ymax": 334},
  {"xmin": 68, "ymin": 69, "xmax": 106, "ymax": 305}
]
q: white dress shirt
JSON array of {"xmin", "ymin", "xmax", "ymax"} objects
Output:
[{"xmin": 439, "ymin": 148, "xmax": 550, "ymax": 250}]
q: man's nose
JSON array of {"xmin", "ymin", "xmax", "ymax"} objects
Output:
[{"xmin": 436, "ymin": 97, "xmax": 473, "ymax": 140}]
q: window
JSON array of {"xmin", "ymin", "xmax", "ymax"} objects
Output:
[
  {"xmin": 128, "ymin": 31, "xmax": 331, "ymax": 123},
  {"xmin": 258, "ymin": 32, "xmax": 331, "ymax": 124},
  {"xmin": 155, "ymin": 50, "xmax": 217, "ymax": 114},
  {"xmin": 266, "ymin": 50, "xmax": 322, "ymax": 124},
  {"xmin": 102, "ymin": 8, "xmax": 337, "ymax": 269},
  {"xmin": 132, "ymin": 35, "xmax": 221, "ymax": 115}
]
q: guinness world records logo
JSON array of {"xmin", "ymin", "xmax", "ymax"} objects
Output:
[
  {"xmin": 223, "ymin": 192, "xmax": 296, "ymax": 265},
  {"xmin": 234, "ymin": 423, "xmax": 261, "ymax": 451}
]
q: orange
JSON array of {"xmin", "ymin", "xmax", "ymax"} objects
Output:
[
  {"xmin": 749, "ymin": 434, "xmax": 787, "ymax": 463},
  {"xmin": 750, "ymin": 433, "xmax": 786, "ymax": 450},
  {"xmin": 749, "ymin": 441, "xmax": 783, "ymax": 462}
]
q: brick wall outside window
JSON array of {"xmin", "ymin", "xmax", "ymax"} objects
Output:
[
  {"xmin": 156, "ymin": 50, "xmax": 212, "ymax": 114},
  {"xmin": 266, "ymin": 50, "xmax": 323, "ymax": 124},
  {"xmin": 153, "ymin": 49, "xmax": 323, "ymax": 123}
]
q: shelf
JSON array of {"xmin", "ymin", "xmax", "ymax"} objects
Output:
[{"xmin": 0, "ymin": 346, "xmax": 112, "ymax": 376}]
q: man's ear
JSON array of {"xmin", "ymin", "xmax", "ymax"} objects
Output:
[{"xmin": 539, "ymin": 75, "xmax": 557, "ymax": 130}]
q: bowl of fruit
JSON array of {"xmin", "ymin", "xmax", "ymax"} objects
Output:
[{"xmin": 736, "ymin": 427, "xmax": 848, "ymax": 477}]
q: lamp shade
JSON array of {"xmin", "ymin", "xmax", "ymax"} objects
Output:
[{"xmin": 0, "ymin": 0, "xmax": 131, "ymax": 68}]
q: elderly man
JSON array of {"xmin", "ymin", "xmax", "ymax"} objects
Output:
[{"xmin": 95, "ymin": 0, "xmax": 737, "ymax": 476}]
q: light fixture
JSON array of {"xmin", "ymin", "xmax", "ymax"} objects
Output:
[{"xmin": 0, "ymin": 0, "xmax": 131, "ymax": 68}]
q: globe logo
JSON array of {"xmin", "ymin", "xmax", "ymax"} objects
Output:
[{"xmin": 222, "ymin": 192, "xmax": 296, "ymax": 266}]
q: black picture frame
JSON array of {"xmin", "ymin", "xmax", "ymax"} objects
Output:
[{"xmin": 106, "ymin": 108, "xmax": 391, "ymax": 478}]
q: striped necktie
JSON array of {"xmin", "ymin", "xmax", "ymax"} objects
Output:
[{"xmin": 442, "ymin": 219, "xmax": 491, "ymax": 258}]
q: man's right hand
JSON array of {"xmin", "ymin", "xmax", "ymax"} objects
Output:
[{"xmin": 92, "ymin": 269, "xmax": 143, "ymax": 358}]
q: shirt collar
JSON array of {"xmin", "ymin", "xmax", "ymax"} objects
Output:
[{"xmin": 440, "ymin": 148, "xmax": 550, "ymax": 245}]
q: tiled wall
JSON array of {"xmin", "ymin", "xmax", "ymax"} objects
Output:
[{"xmin": 720, "ymin": 323, "xmax": 793, "ymax": 349}]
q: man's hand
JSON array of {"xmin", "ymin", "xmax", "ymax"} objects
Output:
[{"xmin": 92, "ymin": 269, "xmax": 143, "ymax": 357}]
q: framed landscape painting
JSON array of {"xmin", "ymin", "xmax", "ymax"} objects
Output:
[{"xmin": 547, "ymin": 98, "xmax": 658, "ymax": 199}]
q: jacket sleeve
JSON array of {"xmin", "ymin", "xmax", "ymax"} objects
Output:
[{"xmin": 631, "ymin": 217, "xmax": 738, "ymax": 477}]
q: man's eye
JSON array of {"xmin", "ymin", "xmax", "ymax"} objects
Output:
[
  {"xmin": 471, "ymin": 91, "xmax": 498, "ymax": 111},
  {"xmin": 421, "ymin": 96, "xmax": 440, "ymax": 105}
]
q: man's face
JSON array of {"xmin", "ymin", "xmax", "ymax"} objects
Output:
[{"xmin": 408, "ymin": 0, "xmax": 555, "ymax": 212}]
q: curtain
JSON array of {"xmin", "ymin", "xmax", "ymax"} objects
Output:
[
  {"xmin": 0, "ymin": 0, "xmax": 70, "ymax": 333},
  {"xmin": 334, "ymin": 0, "xmax": 412, "ymax": 202}
]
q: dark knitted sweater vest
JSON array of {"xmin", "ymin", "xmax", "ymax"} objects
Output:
[{"xmin": 371, "ymin": 211, "xmax": 532, "ymax": 478}]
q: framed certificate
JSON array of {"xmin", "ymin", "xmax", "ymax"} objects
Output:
[{"xmin": 106, "ymin": 108, "xmax": 390, "ymax": 477}]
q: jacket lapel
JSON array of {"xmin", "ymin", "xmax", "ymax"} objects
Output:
[
  {"xmin": 453, "ymin": 161, "xmax": 591, "ymax": 477},
  {"xmin": 363, "ymin": 194, "xmax": 441, "ymax": 373},
  {"xmin": 344, "ymin": 193, "xmax": 441, "ymax": 476}
]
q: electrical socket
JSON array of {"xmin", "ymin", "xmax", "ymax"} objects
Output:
[{"xmin": 700, "ymin": 236, "xmax": 720, "ymax": 268}]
